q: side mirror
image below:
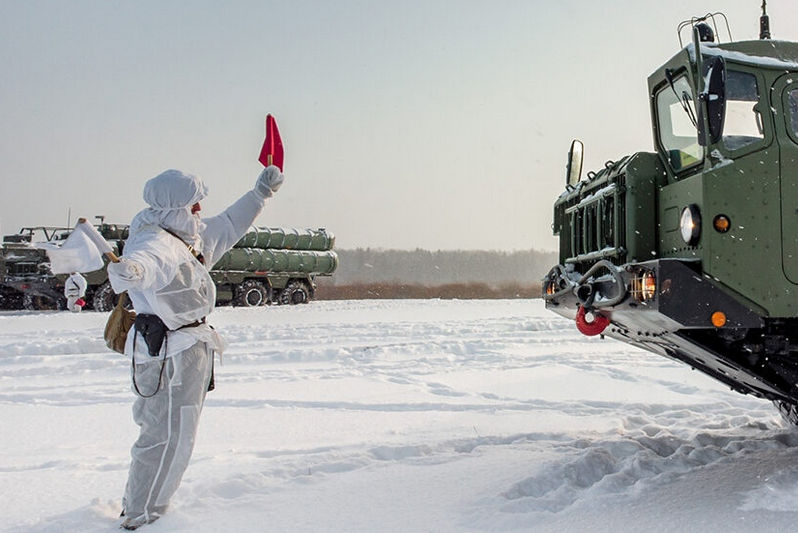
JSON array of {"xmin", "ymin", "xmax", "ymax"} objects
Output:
[
  {"xmin": 698, "ymin": 56, "xmax": 726, "ymax": 146},
  {"xmin": 566, "ymin": 140, "xmax": 584, "ymax": 189}
]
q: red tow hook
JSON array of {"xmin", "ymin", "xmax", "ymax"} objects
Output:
[{"xmin": 575, "ymin": 305, "xmax": 610, "ymax": 336}]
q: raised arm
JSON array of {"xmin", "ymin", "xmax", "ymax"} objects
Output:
[{"xmin": 201, "ymin": 166, "xmax": 284, "ymax": 265}]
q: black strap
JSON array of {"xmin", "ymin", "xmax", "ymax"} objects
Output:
[
  {"xmin": 160, "ymin": 227, "xmax": 205, "ymax": 264},
  {"xmin": 131, "ymin": 328, "xmax": 167, "ymax": 398},
  {"xmin": 208, "ymin": 352, "xmax": 215, "ymax": 392},
  {"xmin": 178, "ymin": 317, "xmax": 206, "ymax": 329}
]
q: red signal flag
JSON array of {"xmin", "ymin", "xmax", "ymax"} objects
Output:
[{"xmin": 258, "ymin": 114, "xmax": 284, "ymax": 171}]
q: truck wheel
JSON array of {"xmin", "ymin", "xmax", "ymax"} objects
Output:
[
  {"xmin": 22, "ymin": 293, "xmax": 60, "ymax": 311},
  {"xmin": 92, "ymin": 281, "xmax": 129, "ymax": 312},
  {"xmin": 279, "ymin": 280, "xmax": 312, "ymax": 305},
  {"xmin": 0, "ymin": 290, "xmax": 24, "ymax": 310},
  {"xmin": 234, "ymin": 280, "xmax": 270, "ymax": 307}
]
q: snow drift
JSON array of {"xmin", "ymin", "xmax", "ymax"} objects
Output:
[{"xmin": 2, "ymin": 299, "xmax": 798, "ymax": 532}]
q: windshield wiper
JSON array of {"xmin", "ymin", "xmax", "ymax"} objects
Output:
[
  {"xmin": 680, "ymin": 90, "xmax": 698, "ymax": 127},
  {"xmin": 665, "ymin": 68, "xmax": 698, "ymax": 128}
]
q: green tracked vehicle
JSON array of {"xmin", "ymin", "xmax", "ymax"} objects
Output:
[
  {"xmin": 543, "ymin": 9, "xmax": 798, "ymax": 421},
  {"xmin": 1, "ymin": 225, "xmax": 337, "ymax": 311}
]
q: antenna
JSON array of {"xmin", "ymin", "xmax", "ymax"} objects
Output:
[
  {"xmin": 677, "ymin": 13, "xmax": 731, "ymax": 48},
  {"xmin": 760, "ymin": 0, "xmax": 771, "ymax": 39}
]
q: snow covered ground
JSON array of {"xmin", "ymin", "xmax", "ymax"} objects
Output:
[{"xmin": 3, "ymin": 299, "xmax": 798, "ymax": 533}]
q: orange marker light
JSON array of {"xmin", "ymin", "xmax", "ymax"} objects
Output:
[
  {"xmin": 713, "ymin": 214, "xmax": 731, "ymax": 233},
  {"xmin": 642, "ymin": 271, "xmax": 656, "ymax": 300},
  {"xmin": 546, "ymin": 281, "xmax": 556, "ymax": 296},
  {"xmin": 711, "ymin": 311, "xmax": 727, "ymax": 328}
]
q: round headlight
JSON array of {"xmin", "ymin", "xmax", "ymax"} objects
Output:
[{"xmin": 680, "ymin": 204, "xmax": 701, "ymax": 246}]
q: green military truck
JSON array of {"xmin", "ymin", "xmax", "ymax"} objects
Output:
[
  {"xmin": 1, "ymin": 224, "xmax": 128, "ymax": 310},
  {"xmin": 543, "ymin": 10, "xmax": 798, "ymax": 421},
  {"xmin": 1, "ymin": 225, "xmax": 337, "ymax": 311},
  {"xmin": 0, "ymin": 227, "xmax": 69, "ymax": 309}
]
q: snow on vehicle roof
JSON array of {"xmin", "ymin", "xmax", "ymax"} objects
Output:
[{"xmin": 687, "ymin": 41, "xmax": 798, "ymax": 70}]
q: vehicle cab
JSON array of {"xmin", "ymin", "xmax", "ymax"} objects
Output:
[{"xmin": 650, "ymin": 37, "xmax": 798, "ymax": 318}]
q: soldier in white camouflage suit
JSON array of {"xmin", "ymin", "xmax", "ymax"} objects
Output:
[{"xmin": 108, "ymin": 166, "xmax": 284, "ymax": 530}]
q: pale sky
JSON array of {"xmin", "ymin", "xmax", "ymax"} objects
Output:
[{"xmin": 2, "ymin": 0, "xmax": 798, "ymax": 251}]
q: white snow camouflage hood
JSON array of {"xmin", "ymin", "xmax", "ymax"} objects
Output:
[{"xmin": 130, "ymin": 169, "xmax": 209, "ymax": 250}]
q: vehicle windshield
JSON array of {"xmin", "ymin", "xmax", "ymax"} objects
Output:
[
  {"xmin": 656, "ymin": 75, "xmax": 702, "ymax": 172},
  {"xmin": 722, "ymin": 70, "xmax": 763, "ymax": 151}
]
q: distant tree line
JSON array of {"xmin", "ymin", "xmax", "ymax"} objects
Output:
[
  {"xmin": 315, "ymin": 248, "xmax": 557, "ymax": 299},
  {"xmin": 316, "ymin": 282, "xmax": 542, "ymax": 300},
  {"xmin": 325, "ymin": 248, "xmax": 557, "ymax": 285}
]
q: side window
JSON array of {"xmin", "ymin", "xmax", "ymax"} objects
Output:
[
  {"xmin": 787, "ymin": 88, "xmax": 798, "ymax": 138},
  {"xmin": 656, "ymin": 76, "xmax": 702, "ymax": 172},
  {"xmin": 723, "ymin": 71, "xmax": 764, "ymax": 151}
]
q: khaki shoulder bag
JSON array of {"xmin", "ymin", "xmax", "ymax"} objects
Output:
[{"xmin": 104, "ymin": 291, "xmax": 136, "ymax": 354}]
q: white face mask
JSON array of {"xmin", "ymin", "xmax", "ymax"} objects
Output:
[{"xmin": 130, "ymin": 208, "xmax": 207, "ymax": 251}]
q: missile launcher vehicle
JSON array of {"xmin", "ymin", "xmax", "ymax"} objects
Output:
[
  {"xmin": 543, "ymin": 8, "xmax": 798, "ymax": 421},
  {"xmin": 209, "ymin": 227, "xmax": 338, "ymax": 308}
]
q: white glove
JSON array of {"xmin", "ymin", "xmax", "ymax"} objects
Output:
[
  {"xmin": 254, "ymin": 165, "xmax": 285, "ymax": 199},
  {"xmin": 107, "ymin": 258, "xmax": 144, "ymax": 286}
]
